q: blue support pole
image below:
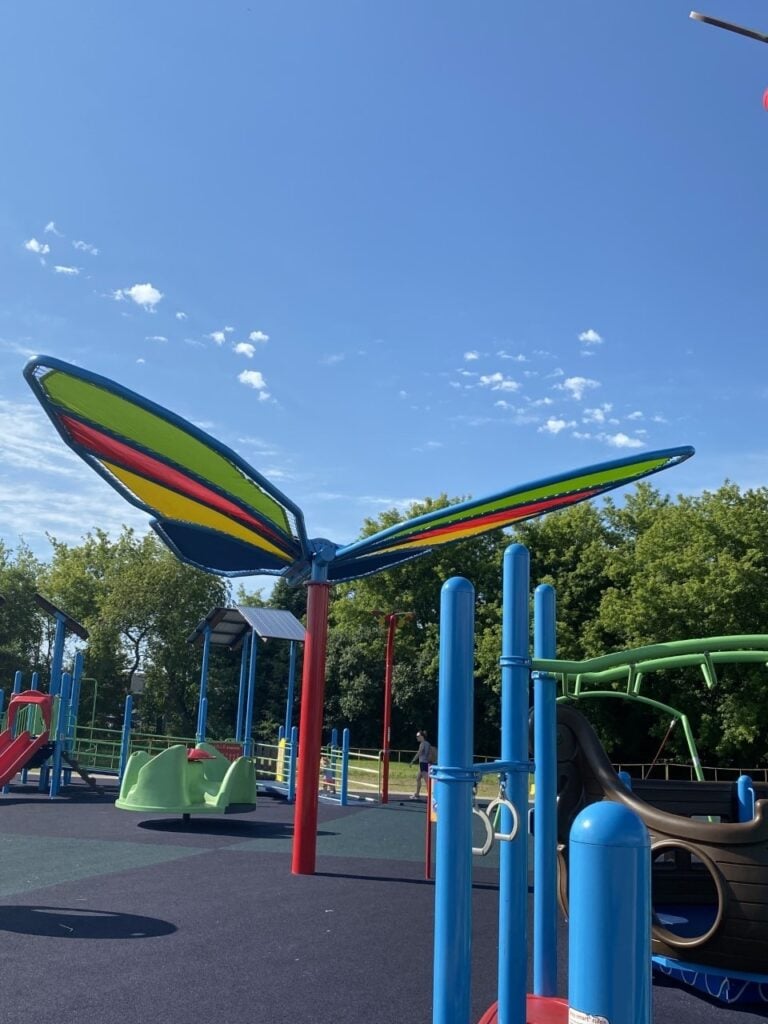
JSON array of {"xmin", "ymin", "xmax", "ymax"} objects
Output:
[
  {"xmin": 497, "ymin": 544, "xmax": 531, "ymax": 1024},
  {"xmin": 30, "ymin": 671, "xmax": 40, "ymax": 691},
  {"xmin": 287, "ymin": 725, "xmax": 298, "ymax": 803},
  {"xmin": 0, "ymin": 689, "xmax": 4, "ymax": 722},
  {"xmin": 63, "ymin": 652, "xmax": 84, "ymax": 786},
  {"xmin": 331, "ymin": 727, "xmax": 338, "ymax": 750},
  {"xmin": 49, "ymin": 613, "xmax": 67, "ymax": 698},
  {"xmin": 284, "ymin": 640, "xmax": 298, "ymax": 737},
  {"xmin": 235, "ymin": 633, "xmax": 250, "ymax": 743},
  {"xmin": 118, "ymin": 695, "xmax": 134, "ymax": 782},
  {"xmin": 49, "ymin": 672, "xmax": 71, "ymax": 798},
  {"xmin": 533, "ymin": 582, "xmax": 558, "ymax": 997},
  {"xmin": 340, "ymin": 727, "xmax": 350, "ymax": 806},
  {"xmin": 278, "ymin": 725, "xmax": 285, "ymax": 742},
  {"xmin": 196, "ymin": 623, "xmax": 212, "ymax": 743},
  {"xmin": 12, "ymin": 670, "xmax": 23, "ymax": 695},
  {"xmin": 432, "ymin": 577, "xmax": 475, "ymax": 1024},
  {"xmin": 737, "ymin": 774, "xmax": 756, "ymax": 822},
  {"xmin": 243, "ymin": 630, "xmax": 258, "ymax": 757},
  {"xmin": 569, "ymin": 802, "xmax": 651, "ymax": 1024}
]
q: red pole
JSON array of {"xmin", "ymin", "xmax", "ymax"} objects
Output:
[
  {"xmin": 381, "ymin": 614, "xmax": 396, "ymax": 804},
  {"xmin": 291, "ymin": 579, "xmax": 330, "ymax": 876}
]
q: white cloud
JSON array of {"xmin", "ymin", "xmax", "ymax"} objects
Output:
[
  {"xmin": 238, "ymin": 369, "xmax": 270, "ymax": 400},
  {"xmin": 322, "ymin": 353, "xmax": 345, "ymax": 365},
  {"xmin": 478, "ymin": 371, "xmax": 520, "ymax": 393},
  {"xmin": 24, "ymin": 238, "xmax": 50, "ymax": 255},
  {"xmin": 497, "ymin": 350, "xmax": 527, "ymax": 362},
  {"xmin": 529, "ymin": 396, "xmax": 554, "ymax": 407},
  {"xmin": 175, "ymin": 311, "xmax": 188, "ymax": 321},
  {"xmin": 53, "ymin": 265, "xmax": 80, "ymax": 276},
  {"xmin": 234, "ymin": 342, "xmax": 256, "ymax": 358},
  {"xmin": 145, "ymin": 335, "xmax": 168, "ymax": 342},
  {"xmin": 578, "ymin": 329, "xmax": 603, "ymax": 345},
  {"xmin": 559, "ymin": 376, "xmax": 599, "ymax": 401},
  {"xmin": 224, "ymin": 325, "xmax": 234, "ymax": 333},
  {"xmin": 464, "ymin": 350, "xmax": 480, "ymax": 361},
  {"xmin": 605, "ymin": 432, "xmax": 644, "ymax": 449},
  {"xmin": 44, "ymin": 221, "xmax": 63, "ymax": 236},
  {"xmin": 627, "ymin": 410, "xmax": 644, "ymax": 420},
  {"xmin": 398, "ymin": 390, "xmax": 408, "ymax": 399},
  {"xmin": 249, "ymin": 330, "xmax": 269, "ymax": 343},
  {"xmin": 539, "ymin": 417, "xmax": 576, "ymax": 435},
  {"xmin": 209, "ymin": 331, "xmax": 227, "ymax": 345},
  {"xmin": 413, "ymin": 440, "xmax": 444, "ymax": 452},
  {"xmin": 115, "ymin": 283, "xmax": 164, "ymax": 311},
  {"xmin": 73, "ymin": 239, "xmax": 99, "ymax": 255},
  {"xmin": 136, "ymin": 358, "xmax": 145, "ymax": 365},
  {"xmin": 582, "ymin": 403, "xmax": 613, "ymax": 424}
]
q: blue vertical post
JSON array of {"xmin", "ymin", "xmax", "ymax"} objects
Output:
[
  {"xmin": 287, "ymin": 725, "xmax": 298, "ymax": 803},
  {"xmin": 331, "ymin": 727, "xmax": 338, "ymax": 750},
  {"xmin": 497, "ymin": 544, "xmax": 530, "ymax": 1024},
  {"xmin": 30, "ymin": 671, "xmax": 40, "ymax": 691},
  {"xmin": 63, "ymin": 651, "xmax": 84, "ymax": 786},
  {"xmin": 432, "ymin": 577, "xmax": 475, "ymax": 1024},
  {"xmin": 340, "ymin": 727, "xmax": 350, "ymax": 806},
  {"xmin": 12, "ymin": 670, "xmax": 23, "ymax": 695},
  {"xmin": 243, "ymin": 630, "xmax": 258, "ymax": 757},
  {"xmin": 118, "ymin": 694, "xmax": 134, "ymax": 782},
  {"xmin": 533, "ymin": 583, "xmax": 558, "ymax": 997},
  {"xmin": 278, "ymin": 725, "xmax": 285, "ymax": 742},
  {"xmin": 50, "ymin": 672, "xmax": 71, "ymax": 798},
  {"xmin": 0, "ymin": 689, "xmax": 5, "ymax": 722},
  {"xmin": 284, "ymin": 640, "xmax": 298, "ymax": 737},
  {"xmin": 196, "ymin": 623, "xmax": 212, "ymax": 743},
  {"xmin": 235, "ymin": 632, "xmax": 250, "ymax": 743},
  {"xmin": 737, "ymin": 774, "xmax": 756, "ymax": 822},
  {"xmin": 569, "ymin": 802, "xmax": 651, "ymax": 1024},
  {"xmin": 49, "ymin": 613, "xmax": 67, "ymax": 697}
]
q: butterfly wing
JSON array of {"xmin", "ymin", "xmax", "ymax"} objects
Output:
[
  {"xmin": 332, "ymin": 446, "xmax": 694, "ymax": 579},
  {"xmin": 24, "ymin": 356, "xmax": 310, "ymax": 576}
]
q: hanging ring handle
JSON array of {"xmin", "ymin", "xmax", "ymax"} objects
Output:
[
  {"xmin": 484, "ymin": 796, "xmax": 520, "ymax": 843},
  {"xmin": 471, "ymin": 806, "xmax": 495, "ymax": 856}
]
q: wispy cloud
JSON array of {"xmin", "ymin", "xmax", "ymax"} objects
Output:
[
  {"xmin": 45, "ymin": 221, "xmax": 63, "ymax": 237},
  {"xmin": 321, "ymin": 353, "xmax": 345, "ymax": 366},
  {"xmin": 578, "ymin": 328, "xmax": 603, "ymax": 345},
  {"xmin": 539, "ymin": 417, "xmax": 576, "ymax": 435},
  {"xmin": 175, "ymin": 311, "xmax": 188, "ymax": 321},
  {"xmin": 464, "ymin": 350, "xmax": 480, "ymax": 361},
  {"xmin": 113, "ymin": 283, "xmax": 164, "ymax": 311},
  {"xmin": 238, "ymin": 369, "xmax": 271, "ymax": 400},
  {"xmin": 24, "ymin": 238, "xmax": 50, "ymax": 256},
  {"xmin": 234, "ymin": 342, "xmax": 255, "ymax": 358},
  {"xmin": 478, "ymin": 371, "xmax": 520, "ymax": 393},
  {"xmin": 557, "ymin": 376, "xmax": 599, "ymax": 400},
  {"xmin": 582, "ymin": 403, "xmax": 613, "ymax": 425},
  {"xmin": 413, "ymin": 440, "xmax": 444, "ymax": 452},
  {"xmin": 72, "ymin": 239, "xmax": 99, "ymax": 255},
  {"xmin": 53, "ymin": 265, "xmax": 80, "ymax": 276},
  {"xmin": 249, "ymin": 330, "xmax": 269, "ymax": 343},
  {"xmin": 497, "ymin": 350, "xmax": 527, "ymax": 362},
  {"xmin": 145, "ymin": 335, "xmax": 168, "ymax": 343},
  {"xmin": 627, "ymin": 410, "xmax": 644, "ymax": 420}
]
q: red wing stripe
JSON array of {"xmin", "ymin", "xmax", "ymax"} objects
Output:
[
  {"xmin": 384, "ymin": 488, "xmax": 602, "ymax": 548},
  {"xmin": 61, "ymin": 414, "xmax": 296, "ymax": 556}
]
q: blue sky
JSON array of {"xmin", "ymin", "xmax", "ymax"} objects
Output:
[{"xmin": 1, "ymin": 2, "xmax": 767, "ymax": 590}]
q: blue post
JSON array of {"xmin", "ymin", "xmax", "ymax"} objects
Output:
[
  {"xmin": 0, "ymin": 689, "xmax": 4, "ymax": 721},
  {"xmin": 432, "ymin": 578, "xmax": 475, "ymax": 1024},
  {"xmin": 235, "ymin": 632, "xmax": 250, "ymax": 743},
  {"xmin": 12, "ymin": 670, "xmax": 23, "ymax": 695},
  {"xmin": 569, "ymin": 802, "xmax": 651, "ymax": 1024},
  {"xmin": 618, "ymin": 770, "xmax": 633, "ymax": 791},
  {"xmin": 287, "ymin": 725, "xmax": 298, "ymax": 803},
  {"xmin": 331, "ymin": 727, "xmax": 338, "ymax": 750},
  {"xmin": 284, "ymin": 640, "xmax": 298, "ymax": 736},
  {"xmin": 278, "ymin": 725, "xmax": 285, "ymax": 742},
  {"xmin": 118, "ymin": 695, "xmax": 134, "ymax": 782},
  {"xmin": 49, "ymin": 612, "xmax": 67, "ymax": 697},
  {"xmin": 63, "ymin": 652, "xmax": 84, "ymax": 786},
  {"xmin": 30, "ymin": 671, "xmax": 40, "ymax": 691},
  {"xmin": 737, "ymin": 774, "xmax": 756, "ymax": 822},
  {"xmin": 533, "ymin": 582, "xmax": 558, "ymax": 997},
  {"xmin": 497, "ymin": 544, "xmax": 530, "ymax": 1024},
  {"xmin": 197, "ymin": 623, "xmax": 212, "ymax": 742},
  {"xmin": 50, "ymin": 672, "xmax": 71, "ymax": 798},
  {"xmin": 340, "ymin": 727, "xmax": 350, "ymax": 806},
  {"xmin": 243, "ymin": 630, "xmax": 258, "ymax": 757}
]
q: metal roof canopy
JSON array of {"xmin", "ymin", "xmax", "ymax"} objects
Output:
[
  {"xmin": 34, "ymin": 593, "xmax": 89, "ymax": 641},
  {"xmin": 187, "ymin": 606, "xmax": 306, "ymax": 649}
]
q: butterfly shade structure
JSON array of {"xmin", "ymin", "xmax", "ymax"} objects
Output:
[{"xmin": 24, "ymin": 355, "xmax": 693, "ymax": 874}]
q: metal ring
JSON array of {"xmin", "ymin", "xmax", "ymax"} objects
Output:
[
  {"xmin": 485, "ymin": 796, "xmax": 520, "ymax": 843},
  {"xmin": 472, "ymin": 806, "xmax": 495, "ymax": 856}
]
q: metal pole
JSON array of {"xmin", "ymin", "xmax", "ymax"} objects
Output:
[
  {"xmin": 49, "ymin": 613, "xmax": 67, "ymax": 698},
  {"xmin": 284, "ymin": 640, "xmax": 298, "ymax": 737},
  {"xmin": 340, "ymin": 727, "xmax": 350, "ymax": 806},
  {"xmin": 288, "ymin": 725, "xmax": 298, "ymax": 803},
  {"xmin": 381, "ymin": 614, "xmax": 396, "ymax": 804},
  {"xmin": 498, "ymin": 544, "xmax": 531, "ymax": 1024},
  {"xmin": 243, "ymin": 630, "xmax": 258, "ymax": 757},
  {"xmin": 235, "ymin": 633, "xmax": 250, "ymax": 743},
  {"xmin": 432, "ymin": 577, "xmax": 475, "ymax": 1024},
  {"xmin": 118, "ymin": 694, "xmax": 133, "ymax": 782},
  {"xmin": 533, "ymin": 583, "xmax": 558, "ymax": 997},
  {"xmin": 196, "ymin": 623, "xmax": 212, "ymax": 742},
  {"xmin": 292, "ymin": 564, "xmax": 330, "ymax": 875}
]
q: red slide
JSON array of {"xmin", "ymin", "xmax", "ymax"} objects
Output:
[{"xmin": 0, "ymin": 692, "xmax": 53, "ymax": 788}]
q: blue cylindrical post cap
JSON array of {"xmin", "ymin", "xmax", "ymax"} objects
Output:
[
  {"xmin": 570, "ymin": 800, "xmax": 649, "ymax": 848},
  {"xmin": 442, "ymin": 575, "xmax": 474, "ymax": 595}
]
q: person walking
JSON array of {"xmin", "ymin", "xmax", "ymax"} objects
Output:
[{"xmin": 409, "ymin": 730, "xmax": 431, "ymax": 800}]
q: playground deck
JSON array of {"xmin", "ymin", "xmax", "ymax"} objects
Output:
[{"xmin": 0, "ymin": 782, "xmax": 762, "ymax": 1024}]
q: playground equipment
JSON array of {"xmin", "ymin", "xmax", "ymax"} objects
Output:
[
  {"xmin": 116, "ymin": 741, "xmax": 257, "ymax": 819},
  {"xmin": 431, "ymin": 547, "xmax": 653, "ymax": 1024},
  {"xmin": 187, "ymin": 604, "xmax": 305, "ymax": 753},
  {"xmin": 0, "ymin": 692, "xmax": 54, "ymax": 786},
  {"xmin": 24, "ymin": 352, "xmax": 693, "ymax": 875}
]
